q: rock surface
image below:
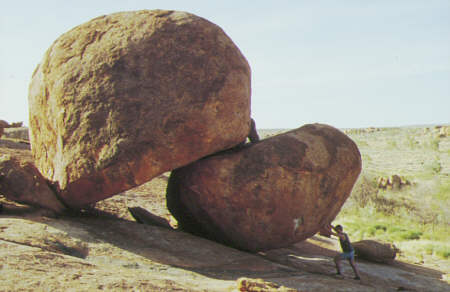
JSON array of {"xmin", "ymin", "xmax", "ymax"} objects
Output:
[
  {"xmin": 167, "ymin": 124, "xmax": 362, "ymax": 251},
  {"xmin": 28, "ymin": 9, "xmax": 251, "ymax": 208},
  {"xmin": 0, "ymin": 202, "xmax": 447, "ymax": 291},
  {"xmin": 0, "ymin": 141, "xmax": 448, "ymax": 291},
  {"xmin": 0, "ymin": 155, "xmax": 66, "ymax": 213}
]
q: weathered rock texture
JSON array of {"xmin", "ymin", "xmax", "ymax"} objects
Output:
[
  {"xmin": 167, "ymin": 124, "xmax": 362, "ymax": 252},
  {"xmin": 28, "ymin": 10, "xmax": 251, "ymax": 208},
  {"xmin": 353, "ymin": 240, "xmax": 398, "ymax": 263},
  {"xmin": 0, "ymin": 155, "xmax": 66, "ymax": 212}
]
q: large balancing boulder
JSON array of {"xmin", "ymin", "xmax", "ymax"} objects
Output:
[
  {"xmin": 167, "ymin": 124, "xmax": 361, "ymax": 251},
  {"xmin": 28, "ymin": 10, "xmax": 251, "ymax": 208}
]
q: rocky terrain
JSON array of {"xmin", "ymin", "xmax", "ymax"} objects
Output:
[
  {"xmin": 1, "ymin": 132, "xmax": 449, "ymax": 291},
  {"xmin": 1, "ymin": 8, "xmax": 448, "ymax": 291},
  {"xmin": 19, "ymin": 9, "xmax": 361, "ymax": 254}
]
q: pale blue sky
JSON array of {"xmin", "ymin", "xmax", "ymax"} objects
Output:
[{"xmin": 1, "ymin": 0, "xmax": 449, "ymax": 129}]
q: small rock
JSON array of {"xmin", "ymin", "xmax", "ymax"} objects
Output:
[
  {"xmin": 0, "ymin": 155, "xmax": 66, "ymax": 213},
  {"xmin": 353, "ymin": 240, "xmax": 398, "ymax": 263},
  {"xmin": 236, "ymin": 277, "xmax": 296, "ymax": 292},
  {"xmin": 128, "ymin": 206, "xmax": 172, "ymax": 229},
  {"xmin": 390, "ymin": 175, "xmax": 402, "ymax": 190}
]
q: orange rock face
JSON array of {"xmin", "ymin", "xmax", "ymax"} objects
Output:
[
  {"xmin": 167, "ymin": 124, "xmax": 362, "ymax": 252},
  {"xmin": 28, "ymin": 10, "xmax": 251, "ymax": 208}
]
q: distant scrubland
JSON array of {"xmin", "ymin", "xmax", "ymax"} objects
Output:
[
  {"xmin": 261, "ymin": 126, "xmax": 450, "ymax": 262},
  {"xmin": 339, "ymin": 126, "xmax": 449, "ymax": 263}
]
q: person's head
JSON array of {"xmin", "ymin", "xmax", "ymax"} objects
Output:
[{"xmin": 335, "ymin": 225, "xmax": 343, "ymax": 233}]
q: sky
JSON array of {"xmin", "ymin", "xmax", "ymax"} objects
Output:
[{"xmin": 1, "ymin": 0, "xmax": 449, "ymax": 129}]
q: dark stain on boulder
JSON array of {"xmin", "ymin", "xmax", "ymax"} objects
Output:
[
  {"xmin": 302, "ymin": 124, "xmax": 360, "ymax": 169},
  {"xmin": 271, "ymin": 135, "xmax": 307, "ymax": 170}
]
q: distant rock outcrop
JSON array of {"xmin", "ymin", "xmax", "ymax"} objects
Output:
[
  {"xmin": 28, "ymin": 10, "xmax": 251, "ymax": 208},
  {"xmin": 167, "ymin": 124, "xmax": 362, "ymax": 251},
  {"xmin": 436, "ymin": 126, "xmax": 450, "ymax": 138},
  {"xmin": 3, "ymin": 127, "xmax": 29, "ymax": 141},
  {"xmin": 376, "ymin": 175, "xmax": 411, "ymax": 190}
]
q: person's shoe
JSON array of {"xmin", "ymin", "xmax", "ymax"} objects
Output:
[{"xmin": 354, "ymin": 276, "xmax": 361, "ymax": 280}]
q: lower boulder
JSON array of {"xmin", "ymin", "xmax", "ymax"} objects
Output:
[
  {"xmin": 353, "ymin": 240, "xmax": 398, "ymax": 263},
  {"xmin": 0, "ymin": 155, "xmax": 66, "ymax": 213},
  {"xmin": 166, "ymin": 123, "xmax": 362, "ymax": 251}
]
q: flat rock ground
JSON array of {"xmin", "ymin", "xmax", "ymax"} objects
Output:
[{"xmin": 0, "ymin": 130, "xmax": 449, "ymax": 291}]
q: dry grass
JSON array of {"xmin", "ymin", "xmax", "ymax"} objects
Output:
[{"xmin": 337, "ymin": 126, "xmax": 450, "ymax": 269}]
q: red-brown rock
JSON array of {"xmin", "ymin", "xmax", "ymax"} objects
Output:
[
  {"xmin": 166, "ymin": 124, "xmax": 362, "ymax": 251},
  {"xmin": 28, "ymin": 10, "xmax": 251, "ymax": 208},
  {"xmin": 0, "ymin": 155, "xmax": 66, "ymax": 213}
]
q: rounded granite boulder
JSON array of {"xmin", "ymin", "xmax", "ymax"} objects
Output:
[
  {"xmin": 167, "ymin": 124, "xmax": 362, "ymax": 251},
  {"xmin": 28, "ymin": 10, "xmax": 251, "ymax": 208}
]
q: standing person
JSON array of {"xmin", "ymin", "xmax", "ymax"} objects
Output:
[{"xmin": 327, "ymin": 224, "xmax": 361, "ymax": 280}]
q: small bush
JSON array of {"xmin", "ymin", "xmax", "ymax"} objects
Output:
[
  {"xmin": 366, "ymin": 223, "xmax": 388, "ymax": 237},
  {"xmin": 349, "ymin": 175, "xmax": 378, "ymax": 208},
  {"xmin": 399, "ymin": 230, "xmax": 422, "ymax": 240},
  {"xmin": 354, "ymin": 139, "xmax": 369, "ymax": 147},
  {"xmin": 426, "ymin": 138, "xmax": 440, "ymax": 151},
  {"xmin": 362, "ymin": 154, "xmax": 372, "ymax": 162},
  {"xmin": 424, "ymin": 159, "xmax": 442, "ymax": 174},
  {"xmin": 434, "ymin": 181, "xmax": 450, "ymax": 201},
  {"xmin": 435, "ymin": 247, "xmax": 450, "ymax": 259},
  {"xmin": 387, "ymin": 140, "xmax": 398, "ymax": 149},
  {"xmin": 372, "ymin": 196, "xmax": 402, "ymax": 215},
  {"xmin": 405, "ymin": 135, "xmax": 417, "ymax": 149},
  {"xmin": 424, "ymin": 244, "xmax": 434, "ymax": 255},
  {"xmin": 374, "ymin": 224, "xmax": 387, "ymax": 231}
]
